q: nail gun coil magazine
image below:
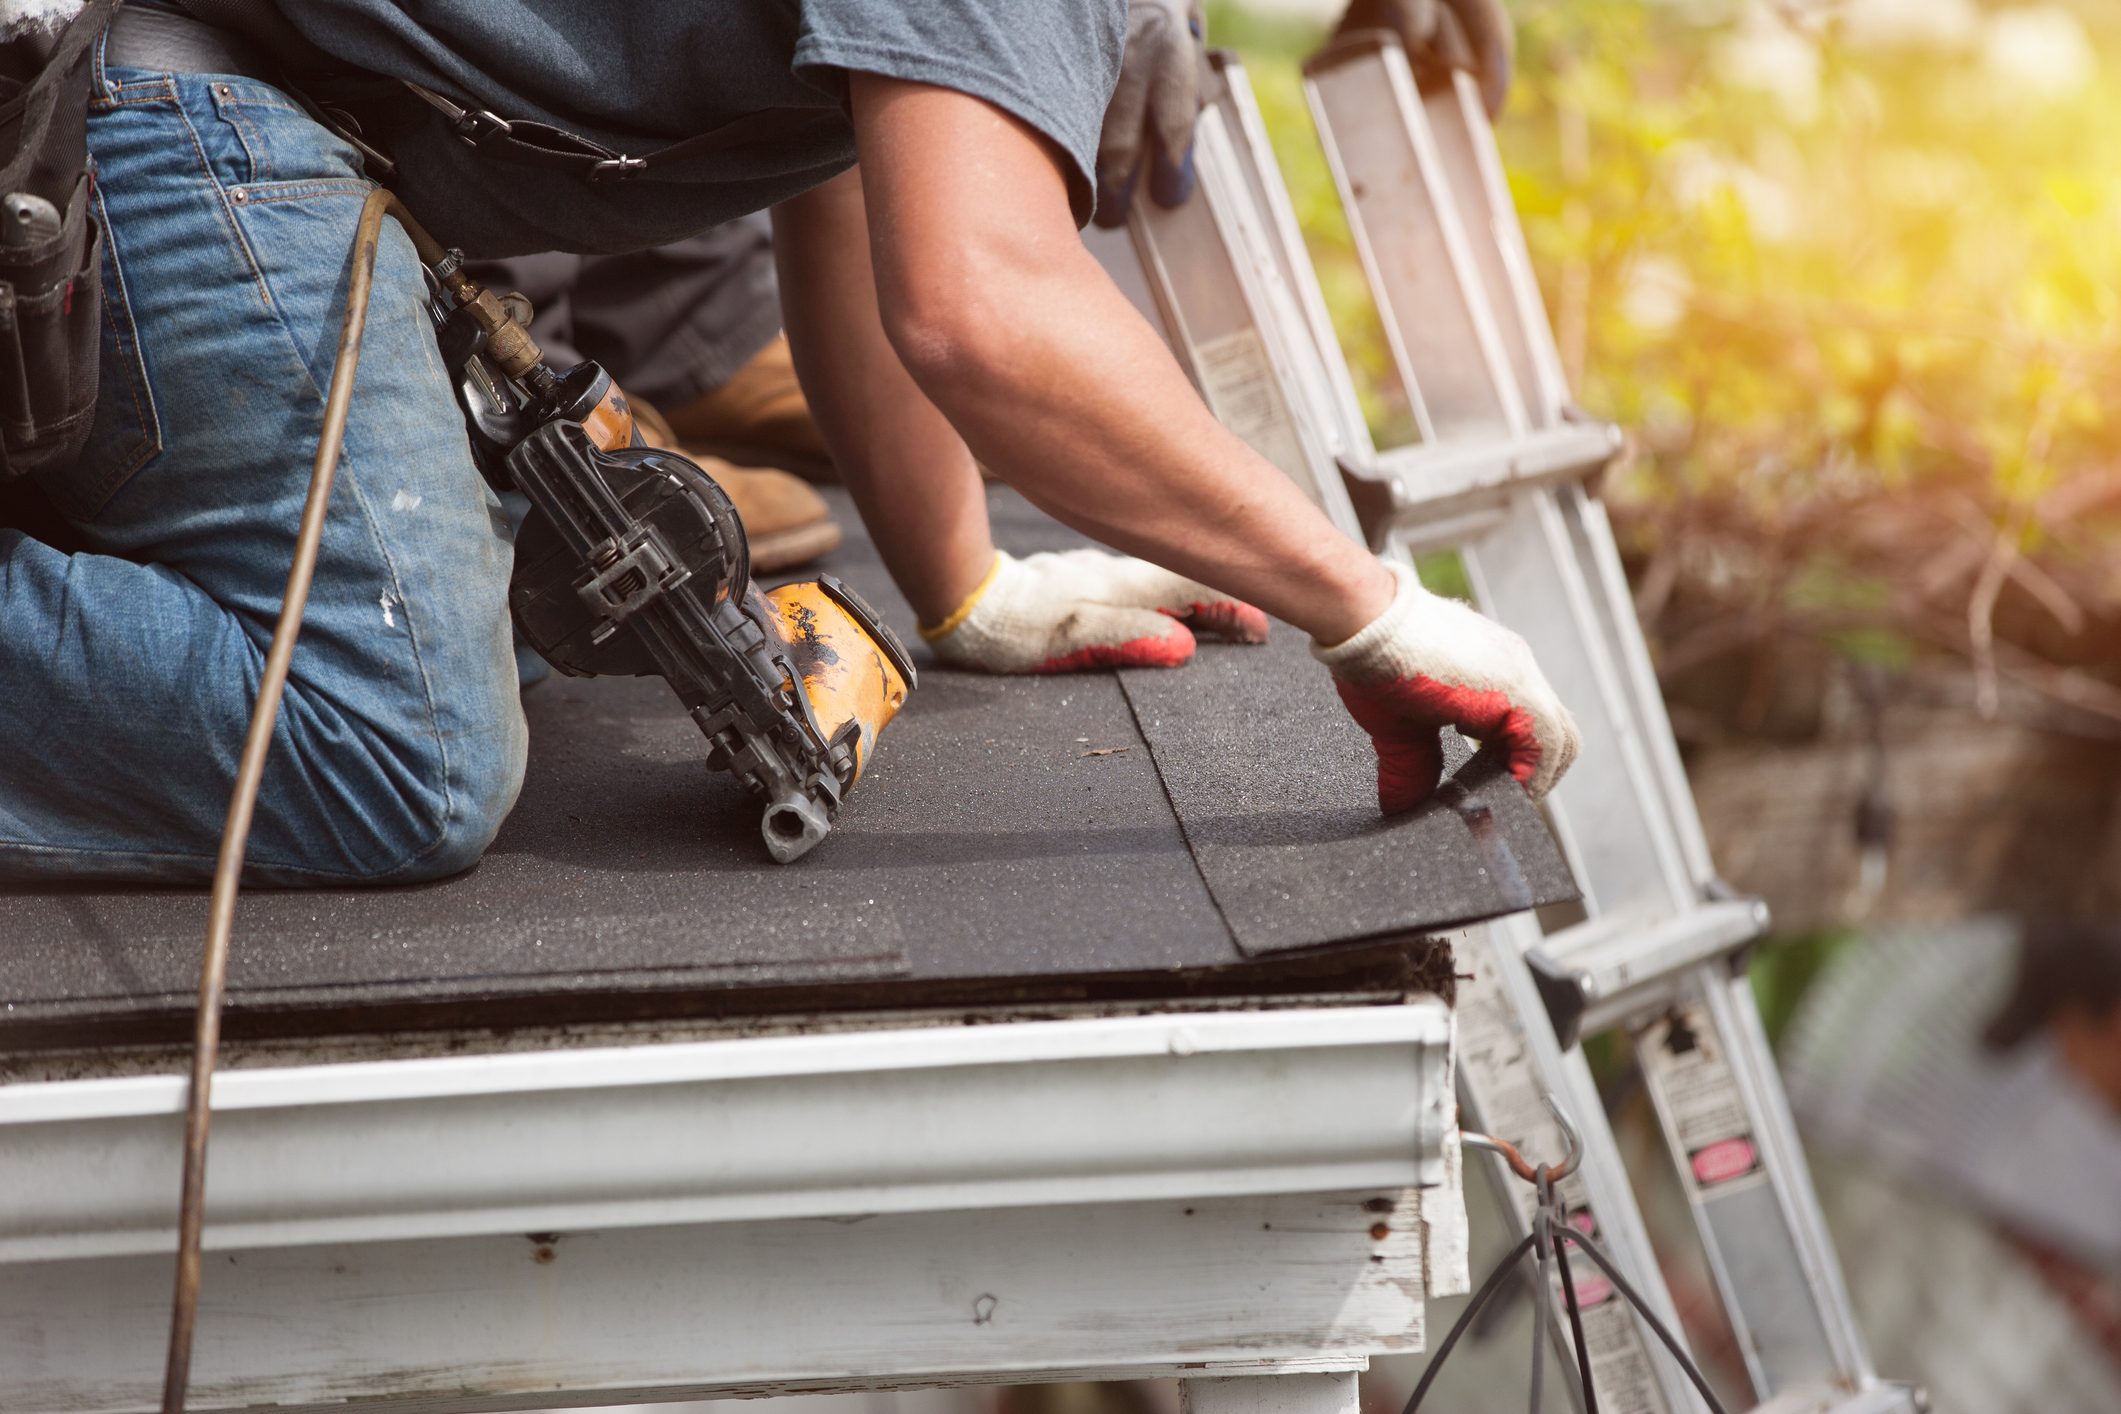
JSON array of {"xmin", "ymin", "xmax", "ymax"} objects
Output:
[
  {"xmin": 506, "ymin": 419, "xmax": 913, "ymax": 863},
  {"xmin": 418, "ymin": 250, "xmax": 912, "ymax": 863}
]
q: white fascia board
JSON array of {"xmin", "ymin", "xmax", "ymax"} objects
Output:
[{"xmin": 1, "ymin": 1002, "xmax": 1452, "ymax": 1263}]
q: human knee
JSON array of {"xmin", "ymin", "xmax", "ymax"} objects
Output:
[
  {"xmin": 370, "ymin": 646, "xmax": 529, "ymax": 885},
  {"xmin": 396, "ymin": 727, "xmax": 526, "ymax": 882},
  {"xmin": 247, "ymin": 606, "xmax": 527, "ymax": 887}
]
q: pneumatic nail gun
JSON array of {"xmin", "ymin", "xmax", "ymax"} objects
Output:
[{"xmin": 418, "ymin": 250, "xmax": 916, "ymax": 863}]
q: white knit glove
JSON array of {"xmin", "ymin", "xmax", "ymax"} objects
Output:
[
  {"xmin": 921, "ymin": 549, "xmax": 1268, "ymax": 674},
  {"xmin": 1313, "ymin": 561, "xmax": 1579, "ymax": 808}
]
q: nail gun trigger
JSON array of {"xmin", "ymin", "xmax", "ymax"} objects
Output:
[
  {"xmin": 807, "ymin": 769, "xmax": 844, "ymax": 812},
  {"xmin": 826, "ymin": 719, "xmax": 862, "ymax": 786}
]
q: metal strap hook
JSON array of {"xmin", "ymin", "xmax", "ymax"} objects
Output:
[{"xmin": 1459, "ymin": 1094, "xmax": 1584, "ymax": 1183}]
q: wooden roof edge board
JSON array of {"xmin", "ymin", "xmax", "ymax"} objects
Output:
[
  {"xmin": 0, "ymin": 934, "xmax": 1462, "ymax": 1056},
  {"xmin": 0, "ymin": 984, "xmax": 1442, "ymax": 1085}
]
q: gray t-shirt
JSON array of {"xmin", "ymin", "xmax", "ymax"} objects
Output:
[{"xmin": 272, "ymin": 0, "xmax": 1125, "ymax": 255}]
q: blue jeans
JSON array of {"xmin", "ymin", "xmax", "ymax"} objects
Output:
[{"xmin": 0, "ymin": 51, "xmax": 527, "ymax": 885}]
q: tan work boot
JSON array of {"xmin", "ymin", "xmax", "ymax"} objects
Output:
[
  {"xmin": 632, "ymin": 394, "xmax": 843, "ymax": 572},
  {"xmin": 663, "ymin": 333, "xmax": 839, "ymax": 483}
]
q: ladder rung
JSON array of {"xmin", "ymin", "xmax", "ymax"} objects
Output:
[
  {"xmin": 1534, "ymin": 898, "xmax": 1771, "ymax": 1035},
  {"xmin": 1748, "ymin": 1382, "xmax": 1928, "ymax": 1414},
  {"xmin": 1347, "ymin": 422, "xmax": 1623, "ymax": 540}
]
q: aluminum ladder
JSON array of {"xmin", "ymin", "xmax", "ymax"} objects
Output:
[{"xmin": 1082, "ymin": 34, "xmax": 1925, "ymax": 1414}]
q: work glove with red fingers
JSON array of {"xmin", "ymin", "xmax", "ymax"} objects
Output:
[
  {"xmin": 1314, "ymin": 561, "xmax": 1579, "ymax": 810},
  {"xmin": 920, "ymin": 549, "xmax": 1268, "ymax": 674}
]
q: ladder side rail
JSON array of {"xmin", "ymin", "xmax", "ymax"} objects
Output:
[
  {"xmin": 1300, "ymin": 48, "xmax": 1436, "ymax": 445},
  {"xmin": 1330, "ymin": 35, "xmax": 1722, "ymax": 894},
  {"xmin": 1458, "ymin": 919, "xmax": 1712, "ymax": 1414},
  {"xmin": 1305, "ymin": 45, "xmax": 1526, "ymax": 445},
  {"xmin": 1416, "ymin": 71, "xmax": 1553, "ymax": 432},
  {"xmin": 1108, "ymin": 152, "xmax": 1313, "ymax": 491},
  {"xmin": 1358, "ymin": 43, "xmax": 1533, "ymax": 441},
  {"xmin": 1563, "ymin": 488, "xmax": 1724, "ymax": 891},
  {"xmin": 1307, "ymin": 39, "xmax": 1699, "ymax": 921},
  {"xmin": 1631, "ymin": 983, "xmax": 1840, "ymax": 1401},
  {"xmin": 1412, "ymin": 90, "xmax": 1867, "ymax": 1394},
  {"xmin": 1415, "ymin": 64, "xmax": 1703, "ymax": 869},
  {"xmin": 1461, "ymin": 491, "xmax": 1701, "ymax": 921},
  {"xmin": 1639, "ymin": 1008, "xmax": 1789, "ymax": 1403},
  {"xmin": 1186, "ymin": 103, "xmax": 1369, "ymax": 540},
  {"xmin": 1216, "ymin": 55, "xmax": 1379, "ymax": 464},
  {"xmin": 1082, "ymin": 222, "xmax": 1179, "ymax": 360},
  {"xmin": 1108, "ymin": 105, "xmax": 1366, "ymax": 541},
  {"xmin": 1414, "ymin": 60, "xmax": 1720, "ymax": 890},
  {"xmin": 1112, "ymin": 204, "xmax": 1200, "ymax": 381},
  {"xmin": 1492, "ymin": 912, "xmax": 1713, "ymax": 1414},
  {"xmin": 1441, "ymin": 69, "xmax": 1575, "ymax": 425},
  {"xmin": 1494, "ymin": 478, "xmax": 1872, "ymax": 1405},
  {"xmin": 1702, "ymin": 970, "xmax": 1876, "ymax": 1384}
]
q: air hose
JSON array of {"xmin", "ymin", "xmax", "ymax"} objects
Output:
[{"xmin": 160, "ymin": 185, "xmax": 444, "ymax": 1414}]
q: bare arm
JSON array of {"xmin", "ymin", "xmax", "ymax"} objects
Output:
[
  {"xmin": 771, "ymin": 170, "xmax": 995, "ymax": 626},
  {"xmin": 774, "ymin": 73, "xmax": 1580, "ymax": 806},
  {"xmin": 774, "ymin": 74, "xmax": 1392, "ymax": 645}
]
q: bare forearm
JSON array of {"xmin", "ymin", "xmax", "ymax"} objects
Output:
[
  {"xmin": 850, "ymin": 75, "xmax": 1393, "ymax": 644},
  {"xmin": 913, "ymin": 256, "xmax": 1382, "ymax": 641}
]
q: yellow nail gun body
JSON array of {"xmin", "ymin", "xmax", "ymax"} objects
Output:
[{"xmin": 421, "ymin": 254, "xmax": 914, "ymax": 863}]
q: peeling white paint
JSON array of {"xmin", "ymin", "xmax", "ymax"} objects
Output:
[
  {"xmin": 0, "ymin": 0, "xmax": 84, "ymax": 40},
  {"xmin": 391, "ymin": 490, "xmax": 422, "ymax": 512},
  {"xmin": 379, "ymin": 592, "xmax": 398, "ymax": 628}
]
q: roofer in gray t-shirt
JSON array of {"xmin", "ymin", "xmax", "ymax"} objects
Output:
[{"xmin": 0, "ymin": 0, "xmax": 1575, "ymax": 886}]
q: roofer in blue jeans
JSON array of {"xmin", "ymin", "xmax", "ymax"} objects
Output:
[{"xmin": 0, "ymin": 0, "xmax": 1571, "ymax": 887}]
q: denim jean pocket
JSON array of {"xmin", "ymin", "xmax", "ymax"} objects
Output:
[
  {"xmin": 38, "ymin": 173, "xmax": 159, "ymax": 521},
  {"xmin": 206, "ymin": 80, "xmax": 307, "ymax": 188}
]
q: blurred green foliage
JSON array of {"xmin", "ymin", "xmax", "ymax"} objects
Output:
[
  {"xmin": 1414, "ymin": 548, "xmax": 1474, "ymax": 602},
  {"xmin": 1748, "ymin": 925, "xmax": 1858, "ymax": 1044},
  {"xmin": 1500, "ymin": 1, "xmax": 2121, "ymax": 526},
  {"xmin": 1208, "ymin": 0, "xmax": 2121, "ymax": 724},
  {"xmin": 1214, "ymin": 0, "xmax": 2121, "ymax": 494}
]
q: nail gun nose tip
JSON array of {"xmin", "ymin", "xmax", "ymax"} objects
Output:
[{"xmin": 761, "ymin": 794, "xmax": 831, "ymax": 863}]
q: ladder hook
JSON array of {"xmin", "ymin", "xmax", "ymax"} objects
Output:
[{"xmin": 1460, "ymin": 1094, "xmax": 1584, "ymax": 1183}]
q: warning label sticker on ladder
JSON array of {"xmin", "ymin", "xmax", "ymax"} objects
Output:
[
  {"xmin": 1192, "ymin": 328, "xmax": 1312, "ymax": 491},
  {"xmin": 1638, "ymin": 1003, "xmax": 1767, "ymax": 1199},
  {"xmin": 1452, "ymin": 931, "xmax": 1673, "ymax": 1414}
]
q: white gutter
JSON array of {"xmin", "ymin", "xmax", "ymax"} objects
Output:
[{"xmin": 1, "ymin": 1002, "xmax": 1452, "ymax": 1264}]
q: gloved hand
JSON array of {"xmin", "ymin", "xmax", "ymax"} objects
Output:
[
  {"xmin": 1314, "ymin": 561, "xmax": 1578, "ymax": 810},
  {"xmin": 1333, "ymin": 0, "xmax": 1515, "ymax": 118},
  {"xmin": 1094, "ymin": 0, "xmax": 1208, "ymax": 228},
  {"xmin": 921, "ymin": 549, "xmax": 1268, "ymax": 673}
]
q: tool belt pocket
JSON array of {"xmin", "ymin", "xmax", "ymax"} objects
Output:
[{"xmin": 0, "ymin": 170, "xmax": 101, "ymax": 480}]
